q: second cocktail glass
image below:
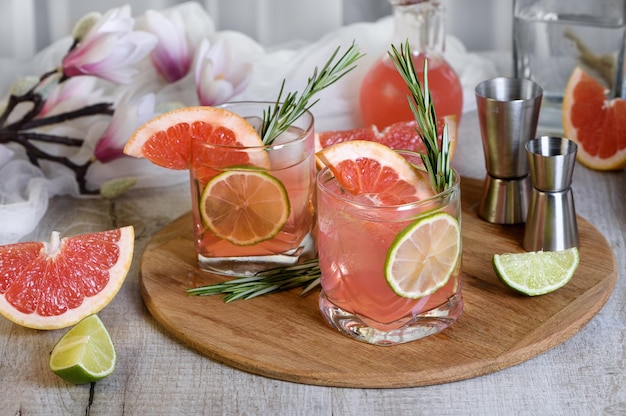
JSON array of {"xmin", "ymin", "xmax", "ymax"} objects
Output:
[
  {"xmin": 190, "ymin": 101, "xmax": 317, "ymax": 276},
  {"xmin": 317, "ymin": 152, "xmax": 463, "ymax": 346}
]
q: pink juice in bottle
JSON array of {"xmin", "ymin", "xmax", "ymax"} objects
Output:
[
  {"xmin": 359, "ymin": 53, "xmax": 463, "ymax": 129},
  {"xmin": 359, "ymin": 0, "xmax": 463, "ymax": 130}
]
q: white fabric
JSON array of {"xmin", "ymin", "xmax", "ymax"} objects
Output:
[{"xmin": 0, "ymin": 2, "xmax": 497, "ymax": 244}]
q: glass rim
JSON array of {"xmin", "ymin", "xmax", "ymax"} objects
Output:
[
  {"xmin": 208, "ymin": 101, "xmax": 314, "ymax": 150},
  {"xmin": 317, "ymin": 157, "xmax": 460, "ymax": 211},
  {"xmin": 475, "ymin": 77, "xmax": 543, "ymax": 102}
]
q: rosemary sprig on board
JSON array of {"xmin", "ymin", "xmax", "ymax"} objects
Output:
[
  {"xmin": 388, "ymin": 40, "xmax": 454, "ymax": 193},
  {"xmin": 187, "ymin": 258, "xmax": 321, "ymax": 302},
  {"xmin": 260, "ymin": 41, "xmax": 363, "ymax": 144}
]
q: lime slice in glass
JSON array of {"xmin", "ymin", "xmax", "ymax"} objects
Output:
[
  {"xmin": 493, "ymin": 248, "xmax": 579, "ymax": 296},
  {"xmin": 200, "ymin": 170, "xmax": 290, "ymax": 246},
  {"xmin": 385, "ymin": 212, "xmax": 461, "ymax": 299},
  {"xmin": 49, "ymin": 314, "xmax": 116, "ymax": 384}
]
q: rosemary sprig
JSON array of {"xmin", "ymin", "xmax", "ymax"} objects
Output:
[
  {"xmin": 187, "ymin": 258, "xmax": 321, "ymax": 302},
  {"xmin": 388, "ymin": 41, "xmax": 454, "ymax": 193},
  {"xmin": 188, "ymin": 41, "xmax": 458, "ymax": 303},
  {"xmin": 260, "ymin": 41, "xmax": 364, "ymax": 144}
]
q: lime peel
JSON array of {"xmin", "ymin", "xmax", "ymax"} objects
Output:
[
  {"xmin": 49, "ymin": 314, "xmax": 116, "ymax": 384},
  {"xmin": 385, "ymin": 212, "xmax": 460, "ymax": 299},
  {"xmin": 493, "ymin": 248, "xmax": 580, "ymax": 296}
]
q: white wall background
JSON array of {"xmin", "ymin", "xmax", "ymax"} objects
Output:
[{"xmin": 0, "ymin": 0, "xmax": 513, "ymax": 59}]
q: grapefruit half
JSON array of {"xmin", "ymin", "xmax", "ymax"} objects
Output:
[
  {"xmin": 314, "ymin": 115, "xmax": 457, "ymax": 159},
  {"xmin": 0, "ymin": 226, "xmax": 134, "ymax": 330},
  {"xmin": 562, "ymin": 67, "xmax": 626, "ymax": 170}
]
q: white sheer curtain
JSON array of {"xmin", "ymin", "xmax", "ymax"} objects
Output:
[{"xmin": 0, "ymin": 0, "xmax": 513, "ymax": 59}]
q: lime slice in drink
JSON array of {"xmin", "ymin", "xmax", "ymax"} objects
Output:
[
  {"xmin": 385, "ymin": 212, "xmax": 461, "ymax": 299},
  {"xmin": 493, "ymin": 248, "xmax": 579, "ymax": 296},
  {"xmin": 200, "ymin": 170, "xmax": 290, "ymax": 246},
  {"xmin": 49, "ymin": 314, "xmax": 116, "ymax": 384}
]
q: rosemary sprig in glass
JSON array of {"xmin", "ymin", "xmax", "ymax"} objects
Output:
[
  {"xmin": 188, "ymin": 41, "xmax": 454, "ymax": 303},
  {"xmin": 260, "ymin": 41, "xmax": 364, "ymax": 144},
  {"xmin": 388, "ymin": 40, "xmax": 454, "ymax": 193},
  {"xmin": 187, "ymin": 258, "xmax": 321, "ymax": 302}
]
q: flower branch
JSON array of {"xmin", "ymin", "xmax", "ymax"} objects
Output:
[
  {"xmin": 7, "ymin": 132, "xmax": 94, "ymax": 195},
  {"xmin": 0, "ymin": 4, "xmax": 254, "ymax": 198}
]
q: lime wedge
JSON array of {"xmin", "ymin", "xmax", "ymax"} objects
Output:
[
  {"xmin": 49, "ymin": 314, "xmax": 116, "ymax": 384},
  {"xmin": 493, "ymin": 248, "xmax": 579, "ymax": 296},
  {"xmin": 385, "ymin": 212, "xmax": 461, "ymax": 299},
  {"xmin": 200, "ymin": 170, "xmax": 290, "ymax": 246}
]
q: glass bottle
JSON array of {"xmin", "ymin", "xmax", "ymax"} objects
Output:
[{"xmin": 359, "ymin": 0, "xmax": 463, "ymax": 129}]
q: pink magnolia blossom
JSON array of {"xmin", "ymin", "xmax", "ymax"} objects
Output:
[
  {"xmin": 94, "ymin": 94, "xmax": 157, "ymax": 163},
  {"xmin": 144, "ymin": 10, "xmax": 192, "ymax": 83},
  {"xmin": 194, "ymin": 38, "xmax": 252, "ymax": 106},
  {"xmin": 62, "ymin": 6, "xmax": 157, "ymax": 84},
  {"xmin": 38, "ymin": 77, "xmax": 100, "ymax": 118}
]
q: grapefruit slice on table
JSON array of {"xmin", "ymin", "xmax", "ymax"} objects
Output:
[
  {"xmin": 562, "ymin": 67, "xmax": 626, "ymax": 170},
  {"xmin": 316, "ymin": 140, "xmax": 434, "ymax": 205},
  {"xmin": 124, "ymin": 106, "xmax": 269, "ymax": 170},
  {"xmin": 0, "ymin": 226, "xmax": 134, "ymax": 330},
  {"xmin": 315, "ymin": 115, "xmax": 457, "ymax": 158}
]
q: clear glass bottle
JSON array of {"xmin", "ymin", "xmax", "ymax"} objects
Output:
[{"xmin": 359, "ymin": 0, "xmax": 463, "ymax": 129}]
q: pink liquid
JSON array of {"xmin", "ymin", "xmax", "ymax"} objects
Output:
[
  {"xmin": 190, "ymin": 124, "xmax": 316, "ymax": 274},
  {"xmin": 317, "ymin": 178, "xmax": 462, "ymax": 331},
  {"xmin": 359, "ymin": 53, "xmax": 463, "ymax": 129}
]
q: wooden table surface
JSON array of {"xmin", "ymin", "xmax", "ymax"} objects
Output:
[{"xmin": 1, "ymin": 108, "xmax": 624, "ymax": 415}]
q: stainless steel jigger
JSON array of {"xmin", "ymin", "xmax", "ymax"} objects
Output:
[
  {"xmin": 475, "ymin": 77, "xmax": 543, "ymax": 224},
  {"xmin": 523, "ymin": 136, "xmax": 579, "ymax": 251}
]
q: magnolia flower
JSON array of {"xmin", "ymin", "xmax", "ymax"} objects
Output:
[
  {"xmin": 62, "ymin": 6, "xmax": 158, "ymax": 84},
  {"xmin": 144, "ymin": 10, "xmax": 192, "ymax": 83},
  {"xmin": 194, "ymin": 38, "xmax": 252, "ymax": 106},
  {"xmin": 38, "ymin": 77, "xmax": 101, "ymax": 118},
  {"xmin": 94, "ymin": 94, "xmax": 157, "ymax": 163}
]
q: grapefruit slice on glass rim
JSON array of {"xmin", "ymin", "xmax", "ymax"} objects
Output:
[
  {"xmin": 562, "ymin": 66, "xmax": 626, "ymax": 170},
  {"xmin": 0, "ymin": 226, "xmax": 134, "ymax": 330},
  {"xmin": 316, "ymin": 140, "xmax": 434, "ymax": 205},
  {"xmin": 124, "ymin": 106, "xmax": 269, "ymax": 170}
]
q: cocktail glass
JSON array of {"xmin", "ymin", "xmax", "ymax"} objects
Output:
[
  {"xmin": 317, "ymin": 152, "xmax": 463, "ymax": 346},
  {"xmin": 190, "ymin": 101, "xmax": 316, "ymax": 276}
]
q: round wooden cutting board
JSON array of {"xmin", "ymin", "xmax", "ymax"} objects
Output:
[{"xmin": 138, "ymin": 177, "xmax": 617, "ymax": 388}]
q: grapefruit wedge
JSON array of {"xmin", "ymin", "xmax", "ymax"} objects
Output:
[
  {"xmin": 315, "ymin": 115, "xmax": 457, "ymax": 159},
  {"xmin": 124, "ymin": 106, "xmax": 268, "ymax": 170},
  {"xmin": 562, "ymin": 67, "xmax": 626, "ymax": 170},
  {"xmin": 316, "ymin": 140, "xmax": 434, "ymax": 205},
  {"xmin": 0, "ymin": 226, "xmax": 134, "ymax": 330}
]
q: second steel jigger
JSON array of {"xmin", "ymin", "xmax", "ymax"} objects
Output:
[
  {"xmin": 523, "ymin": 136, "xmax": 579, "ymax": 251},
  {"xmin": 475, "ymin": 77, "xmax": 543, "ymax": 224}
]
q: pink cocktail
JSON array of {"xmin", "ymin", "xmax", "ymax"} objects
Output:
[
  {"xmin": 317, "ymin": 153, "xmax": 463, "ymax": 345},
  {"xmin": 190, "ymin": 102, "xmax": 316, "ymax": 276}
]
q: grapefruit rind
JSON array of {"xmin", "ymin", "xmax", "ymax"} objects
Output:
[
  {"xmin": 0, "ymin": 226, "xmax": 134, "ymax": 330},
  {"xmin": 562, "ymin": 67, "xmax": 626, "ymax": 170},
  {"xmin": 124, "ymin": 106, "xmax": 269, "ymax": 169}
]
